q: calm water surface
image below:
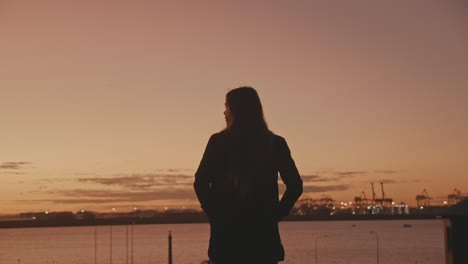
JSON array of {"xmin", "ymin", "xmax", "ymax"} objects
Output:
[{"xmin": 0, "ymin": 220, "xmax": 445, "ymax": 264}]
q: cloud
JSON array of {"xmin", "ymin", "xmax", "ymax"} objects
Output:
[
  {"xmin": 37, "ymin": 178, "xmax": 72, "ymax": 184},
  {"xmin": 280, "ymin": 173, "xmax": 356, "ymax": 193},
  {"xmin": 69, "ymin": 172, "xmax": 98, "ymax": 176},
  {"xmin": 302, "ymin": 184, "xmax": 351, "ymax": 193},
  {"xmin": 316, "ymin": 169, "xmax": 402, "ymax": 178},
  {"xmin": 38, "ymin": 188, "xmax": 196, "ymax": 204},
  {"xmin": 374, "ymin": 170, "xmax": 399, "ymax": 174},
  {"xmin": 408, "ymin": 178, "xmax": 430, "ymax": 183},
  {"xmin": 298, "ymin": 172, "xmax": 361, "ymax": 183},
  {"xmin": 279, "ymin": 183, "xmax": 351, "ymax": 194},
  {"xmin": 0, "ymin": 162, "xmax": 31, "ymax": 170},
  {"xmin": 334, "ymin": 171, "xmax": 367, "ymax": 177},
  {"xmin": 300, "ymin": 175, "xmax": 331, "ymax": 182},
  {"xmin": 77, "ymin": 174, "xmax": 193, "ymax": 190},
  {"xmin": 154, "ymin": 168, "xmax": 193, "ymax": 173},
  {"xmin": 166, "ymin": 168, "xmax": 193, "ymax": 173}
]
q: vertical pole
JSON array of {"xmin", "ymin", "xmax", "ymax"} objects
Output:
[
  {"xmin": 377, "ymin": 232, "xmax": 380, "ymax": 264},
  {"xmin": 131, "ymin": 224, "xmax": 134, "ymax": 264},
  {"xmin": 314, "ymin": 235, "xmax": 326, "ymax": 264},
  {"xmin": 110, "ymin": 225, "xmax": 113, "ymax": 264},
  {"xmin": 371, "ymin": 231, "xmax": 379, "ymax": 264},
  {"xmin": 126, "ymin": 225, "xmax": 129, "ymax": 264},
  {"xmin": 95, "ymin": 226, "xmax": 98, "ymax": 264},
  {"xmin": 315, "ymin": 236, "xmax": 318, "ymax": 264},
  {"xmin": 168, "ymin": 231, "xmax": 173, "ymax": 264}
]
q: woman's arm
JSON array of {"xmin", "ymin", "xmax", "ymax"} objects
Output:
[
  {"xmin": 194, "ymin": 134, "xmax": 222, "ymax": 217},
  {"xmin": 277, "ymin": 137, "xmax": 303, "ymax": 220}
]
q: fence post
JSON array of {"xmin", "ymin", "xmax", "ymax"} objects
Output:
[
  {"xmin": 110, "ymin": 225, "xmax": 113, "ymax": 264},
  {"xmin": 168, "ymin": 231, "xmax": 173, "ymax": 264},
  {"xmin": 95, "ymin": 226, "xmax": 98, "ymax": 264},
  {"xmin": 126, "ymin": 225, "xmax": 129, "ymax": 264},
  {"xmin": 131, "ymin": 224, "xmax": 134, "ymax": 264}
]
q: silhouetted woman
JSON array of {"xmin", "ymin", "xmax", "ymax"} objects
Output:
[{"xmin": 194, "ymin": 87, "xmax": 303, "ymax": 264}]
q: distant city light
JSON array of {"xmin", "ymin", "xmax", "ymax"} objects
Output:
[
  {"xmin": 81, "ymin": 210, "xmax": 85, "ymax": 213},
  {"xmin": 443, "ymin": 201, "xmax": 448, "ymax": 205},
  {"xmin": 112, "ymin": 208, "xmax": 116, "ymax": 211},
  {"xmin": 45, "ymin": 211, "xmax": 49, "ymax": 214}
]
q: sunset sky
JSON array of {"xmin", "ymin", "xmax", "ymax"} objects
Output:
[{"xmin": 1, "ymin": 1, "xmax": 467, "ymax": 214}]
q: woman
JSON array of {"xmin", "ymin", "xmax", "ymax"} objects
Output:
[{"xmin": 194, "ymin": 87, "xmax": 303, "ymax": 264}]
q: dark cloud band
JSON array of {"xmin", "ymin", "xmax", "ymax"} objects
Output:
[{"xmin": 0, "ymin": 162, "xmax": 31, "ymax": 170}]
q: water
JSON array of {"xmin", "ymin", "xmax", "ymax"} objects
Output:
[{"xmin": 0, "ymin": 220, "xmax": 445, "ymax": 264}]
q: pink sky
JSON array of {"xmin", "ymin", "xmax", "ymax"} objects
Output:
[{"xmin": 1, "ymin": 1, "xmax": 467, "ymax": 214}]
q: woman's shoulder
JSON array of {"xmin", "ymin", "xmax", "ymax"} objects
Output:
[
  {"xmin": 270, "ymin": 133, "xmax": 291, "ymax": 154},
  {"xmin": 211, "ymin": 130, "xmax": 229, "ymax": 139},
  {"xmin": 271, "ymin": 133, "xmax": 287, "ymax": 144},
  {"xmin": 206, "ymin": 131, "xmax": 230, "ymax": 146},
  {"xmin": 209, "ymin": 130, "xmax": 286, "ymax": 144}
]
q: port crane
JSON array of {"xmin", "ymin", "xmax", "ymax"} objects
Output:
[
  {"xmin": 416, "ymin": 189, "xmax": 431, "ymax": 207},
  {"xmin": 448, "ymin": 189, "xmax": 462, "ymax": 205},
  {"xmin": 373, "ymin": 182, "xmax": 393, "ymax": 206},
  {"xmin": 296, "ymin": 194, "xmax": 335, "ymax": 208},
  {"xmin": 371, "ymin": 182, "xmax": 376, "ymax": 204},
  {"xmin": 354, "ymin": 191, "xmax": 370, "ymax": 206},
  {"xmin": 296, "ymin": 195, "xmax": 335, "ymax": 215}
]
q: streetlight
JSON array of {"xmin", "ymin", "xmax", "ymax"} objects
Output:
[
  {"xmin": 370, "ymin": 231, "xmax": 380, "ymax": 264},
  {"xmin": 315, "ymin": 234, "xmax": 328, "ymax": 264}
]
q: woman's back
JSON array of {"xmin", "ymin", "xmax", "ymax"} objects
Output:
[{"xmin": 195, "ymin": 131, "xmax": 302, "ymax": 263}]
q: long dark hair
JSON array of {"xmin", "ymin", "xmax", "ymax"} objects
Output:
[{"xmin": 224, "ymin": 87, "xmax": 270, "ymax": 136}]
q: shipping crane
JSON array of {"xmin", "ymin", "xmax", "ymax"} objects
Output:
[
  {"xmin": 296, "ymin": 195, "xmax": 334, "ymax": 215},
  {"xmin": 371, "ymin": 182, "xmax": 376, "ymax": 202},
  {"xmin": 448, "ymin": 189, "xmax": 462, "ymax": 205},
  {"xmin": 416, "ymin": 189, "xmax": 431, "ymax": 207},
  {"xmin": 354, "ymin": 191, "xmax": 370, "ymax": 206},
  {"xmin": 374, "ymin": 182, "xmax": 393, "ymax": 206}
]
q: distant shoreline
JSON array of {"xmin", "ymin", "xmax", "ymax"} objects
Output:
[{"xmin": 0, "ymin": 213, "xmax": 443, "ymax": 229}]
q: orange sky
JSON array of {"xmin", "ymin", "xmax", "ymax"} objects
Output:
[{"xmin": 1, "ymin": 1, "xmax": 467, "ymax": 214}]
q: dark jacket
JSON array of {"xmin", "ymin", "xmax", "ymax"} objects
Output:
[{"xmin": 194, "ymin": 131, "xmax": 303, "ymax": 263}]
